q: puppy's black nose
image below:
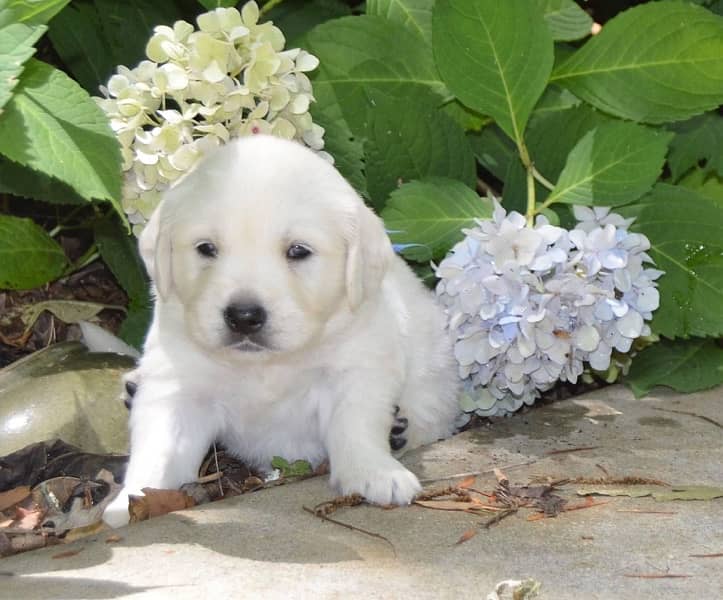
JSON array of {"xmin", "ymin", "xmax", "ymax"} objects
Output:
[{"xmin": 223, "ymin": 303, "xmax": 267, "ymax": 334}]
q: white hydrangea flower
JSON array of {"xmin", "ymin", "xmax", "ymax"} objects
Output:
[
  {"xmin": 96, "ymin": 2, "xmax": 327, "ymax": 235},
  {"xmin": 436, "ymin": 202, "xmax": 661, "ymax": 417}
]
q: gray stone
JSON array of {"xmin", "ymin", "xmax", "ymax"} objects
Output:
[
  {"xmin": 0, "ymin": 342, "xmax": 134, "ymax": 456},
  {"xmin": 1, "ymin": 384, "xmax": 721, "ymax": 599}
]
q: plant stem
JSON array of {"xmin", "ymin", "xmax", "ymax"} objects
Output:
[
  {"xmin": 517, "ymin": 141, "xmax": 536, "ymax": 227},
  {"xmin": 260, "ymin": 0, "xmax": 284, "ymax": 15},
  {"xmin": 532, "ymin": 166, "xmax": 555, "ymax": 191},
  {"xmin": 525, "ymin": 164, "xmax": 535, "ymax": 227}
]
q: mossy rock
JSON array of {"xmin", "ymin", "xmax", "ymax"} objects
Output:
[{"xmin": 0, "ymin": 342, "xmax": 134, "ymax": 456}]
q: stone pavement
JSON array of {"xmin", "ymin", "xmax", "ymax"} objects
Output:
[{"xmin": 1, "ymin": 385, "xmax": 721, "ymax": 600}]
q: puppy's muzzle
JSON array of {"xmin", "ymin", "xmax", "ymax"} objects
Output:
[{"xmin": 223, "ymin": 302, "xmax": 267, "ymax": 337}]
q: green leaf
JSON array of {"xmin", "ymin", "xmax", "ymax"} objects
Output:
[
  {"xmin": 502, "ymin": 103, "xmax": 614, "ymax": 213},
  {"xmin": 197, "ymin": 0, "xmax": 237, "ymax": 9},
  {"xmin": 363, "ymin": 92, "xmax": 475, "ymax": 210},
  {"xmin": 625, "ymin": 338, "xmax": 723, "ymax": 398},
  {"xmin": 306, "ymin": 15, "xmax": 445, "ymax": 136},
  {"xmin": 468, "ymin": 124, "xmax": 516, "ymax": 182},
  {"xmin": 48, "ymin": 0, "xmax": 183, "ymax": 93},
  {"xmin": 367, "ymin": 0, "xmax": 433, "ymax": 43},
  {"xmin": 552, "ymin": 2, "xmax": 723, "ymax": 123},
  {"xmin": 0, "ymin": 214, "xmax": 67, "ymax": 289},
  {"xmin": 537, "ymin": 0, "xmax": 593, "ymax": 41},
  {"xmin": 264, "ymin": 0, "xmax": 350, "ymax": 47},
  {"xmin": 668, "ymin": 113, "xmax": 723, "ymax": 182},
  {"xmin": 677, "ymin": 170, "xmax": 723, "ymax": 205},
  {"xmin": 47, "ymin": 3, "xmax": 111, "ymax": 93},
  {"xmin": 270, "ymin": 456, "xmax": 313, "ymax": 477},
  {"xmin": 382, "ymin": 177, "xmax": 492, "ymax": 262},
  {"xmin": 544, "ymin": 121, "xmax": 672, "ymax": 207},
  {"xmin": 94, "ymin": 217, "xmax": 151, "ymax": 348},
  {"xmin": 0, "ymin": 22, "xmax": 44, "ymax": 113},
  {"xmin": 0, "ymin": 0, "xmax": 69, "ymax": 27},
  {"xmin": 0, "ymin": 158, "xmax": 86, "ymax": 204},
  {"xmin": 0, "ymin": 60, "xmax": 122, "ymax": 212},
  {"xmin": 311, "ymin": 102, "xmax": 367, "ymax": 197},
  {"xmin": 619, "ymin": 184, "xmax": 723, "ymax": 339},
  {"xmin": 529, "ymin": 85, "xmax": 581, "ymax": 124},
  {"xmin": 433, "ymin": 0, "xmax": 554, "ymax": 148},
  {"xmin": 118, "ymin": 302, "xmax": 152, "ymax": 350},
  {"xmin": 94, "ymin": 217, "xmax": 150, "ymax": 306}
]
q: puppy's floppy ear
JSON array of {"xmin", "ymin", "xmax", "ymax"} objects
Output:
[
  {"xmin": 139, "ymin": 200, "xmax": 173, "ymax": 300},
  {"xmin": 345, "ymin": 199, "xmax": 394, "ymax": 310}
]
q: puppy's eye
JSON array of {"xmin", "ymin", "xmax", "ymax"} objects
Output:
[
  {"xmin": 286, "ymin": 243, "xmax": 312, "ymax": 260},
  {"xmin": 195, "ymin": 241, "xmax": 218, "ymax": 258}
]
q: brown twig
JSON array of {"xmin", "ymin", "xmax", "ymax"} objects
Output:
[
  {"xmin": 546, "ymin": 446, "xmax": 600, "ymax": 455},
  {"xmin": 302, "ymin": 505, "xmax": 396, "ymax": 557},
  {"xmin": 418, "ymin": 460, "xmax": 538, "ymax": 485},
  {"xmin": 689, "ymin": 553, "xmax": 723, "ymax": 558},
  {"xmin": 651, "ymin": 407, "xmax": 722, "ymax": 429}
]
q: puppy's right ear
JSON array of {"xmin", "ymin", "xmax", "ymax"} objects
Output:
[{"xmin": 139, "ymin": 201, "xmax": 172, "ymax": 300}]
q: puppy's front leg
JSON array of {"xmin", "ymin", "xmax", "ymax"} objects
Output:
[
  {"xmin": 104, "ymin": 381, "xmax": 217, "ymax": 528},
  {"xmin": 324, "ymin": 383, "xmax": 422, "ymax": 506}
]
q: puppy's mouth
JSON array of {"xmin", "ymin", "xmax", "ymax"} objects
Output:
[{"xmin": 228, "ymin": 338, "xmax": 268, "ymax": 353}]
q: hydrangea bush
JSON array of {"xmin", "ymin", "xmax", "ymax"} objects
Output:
[
  {"xmin": 435, "ymin": 204, "xmax": 661, "ymax": 416},
  {"xmin": 96, "ymin": 2, "xmax": 325, "ymax": 233},
  {"xmin": 1, "ymin": 0, "xmax": 720, "ymax": 395}
]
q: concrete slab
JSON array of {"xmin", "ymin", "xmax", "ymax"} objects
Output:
[{"xmin": 1, "ymin": 385, "xmax": 721, "ymax": 600}]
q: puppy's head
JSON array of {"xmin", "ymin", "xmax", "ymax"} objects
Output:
[{"xmin": 140, "ymin": 135, "xmax": 393, "ymax": 358}]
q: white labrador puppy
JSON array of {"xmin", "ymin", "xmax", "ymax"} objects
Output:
[{"xmin": 104, "ymin": 135, "xmax": 459, "ymax": 527}]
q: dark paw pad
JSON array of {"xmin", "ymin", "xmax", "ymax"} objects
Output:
[
  {"xmin": 123, "ymin": 379, "xmax": 138, "ymax": 410},
  {"xmin": 389, "ymin": 405, "xmax": 408, "ymax": 451}
]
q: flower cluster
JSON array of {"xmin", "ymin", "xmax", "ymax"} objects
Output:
[
  {"xmin": 96, "ymin": 2, "xmax": 326, "ymax": 234},
  {"xmin": 435, "ymin": 204, "xmax": 662, "ymax": 417}
]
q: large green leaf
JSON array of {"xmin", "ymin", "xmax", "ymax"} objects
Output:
[
  {"xmin": 433, "ymin": 0, "xmax": 553, "ymax": 148},
  {"xmin": 311, "ymin": 102, "xmax": 367, "ymax": 197},
  {"xmin": 305, "ymin": 15, "xmax": 444, "ymax": 136},
  {"xmin": 381, "ymin": 177, "xmax": 492, "ymax": 262},
  {"xmin": 552, "ymin": 2, "xmax": 723, "ymax": 124},
  {"xmin": 0, "ymin": 60, "xmax": 122, "ymax": 212},
  {"xmin": 364, "ymin": 92, "xmax": 475, "ymax": 210},
  {"xmin": 0, "ymin": 158, "xmax": 85, "ymax": 204},
  {"xmin": 537, "ymin": 0, "xmax": 593, "ymax": 41},
  {"xmin": 544, "ymin": 121, "xmax": 672, "ymax": 207},
  {"xmin": 625, "ymin": 338, "xmax": 723, "ymax": 398},
  {"xmin": 668, "ymin": 113, "xmax": 723, "ymax": 182},
  {"xmin": 0, "ymin": 22, "xmax": 44, "ymax": 113},
  {"xmin": 264, "ymin": 0, "xmax": 350, "ymax": 47},
  {"xmin": 502, "ymin": 103, "xmax": 613, "ymax": 213},
  {"xmin": 49, "ymin": 0, "xmax": 182, "ymax": 94},
  {"xmin": 0, "ymin": 0, "xmax": 69, "ymax": 27},
  {"xmin": 0, "ymin": 214, "xmax": 67, "ymax": 289},
  {"xmin": 619, "ymin": 184, "xmax": 723, "ymax": 339},
  {"xmin": 367, "ymin": 0, "xmax": 433, "ymax": 43},
  {"xmin": 94, "ymin": 217, "xmax": 152, "ymax": 348},
  {"xmin": 468, "ymin": 124, "xmax": 516, "ymax": 183}
]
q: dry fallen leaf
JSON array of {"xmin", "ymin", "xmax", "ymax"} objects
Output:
[
  {"xmin": 129, "ymin": 488, "xmax": 196, "ymax": 523},
  {"xmin": 414, "ymin": 499, "xmax": 499, "ymax": 513},
  {"xmin": 653, "ymin": 486, "xmax": 723, "ymax": 502},
  {"xmin": 455, "ymin": 528, "xmax": 478, "ymax": 545},
  {"xmin": 458, "ymin": 475, "xmax": 477, "ymax": 489},
  {"xmin": 0, "ymin": 487, "xmax": 31, "ymax": 512}
]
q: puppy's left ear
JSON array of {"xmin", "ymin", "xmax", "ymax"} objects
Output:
[
  {"xmin": 139, "ymin": 200, "xmax": 173, "ymax": 300},
  {"xmin": 346, "ymin": 199, "xmax": 394, "ymax": 311}
]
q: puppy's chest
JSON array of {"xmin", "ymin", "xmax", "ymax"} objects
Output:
[{"xmin": 212, "ymin": 368, "xmax": 333, "ymax": 467}]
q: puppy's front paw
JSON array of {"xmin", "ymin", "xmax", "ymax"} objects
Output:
[
  {"xmin": 331, "ymin": 454, "xmax": 421, "ymax": 506},
  {"xmin": 103, "ymin": 489, "xmax": 132, "ymax": 528}
]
